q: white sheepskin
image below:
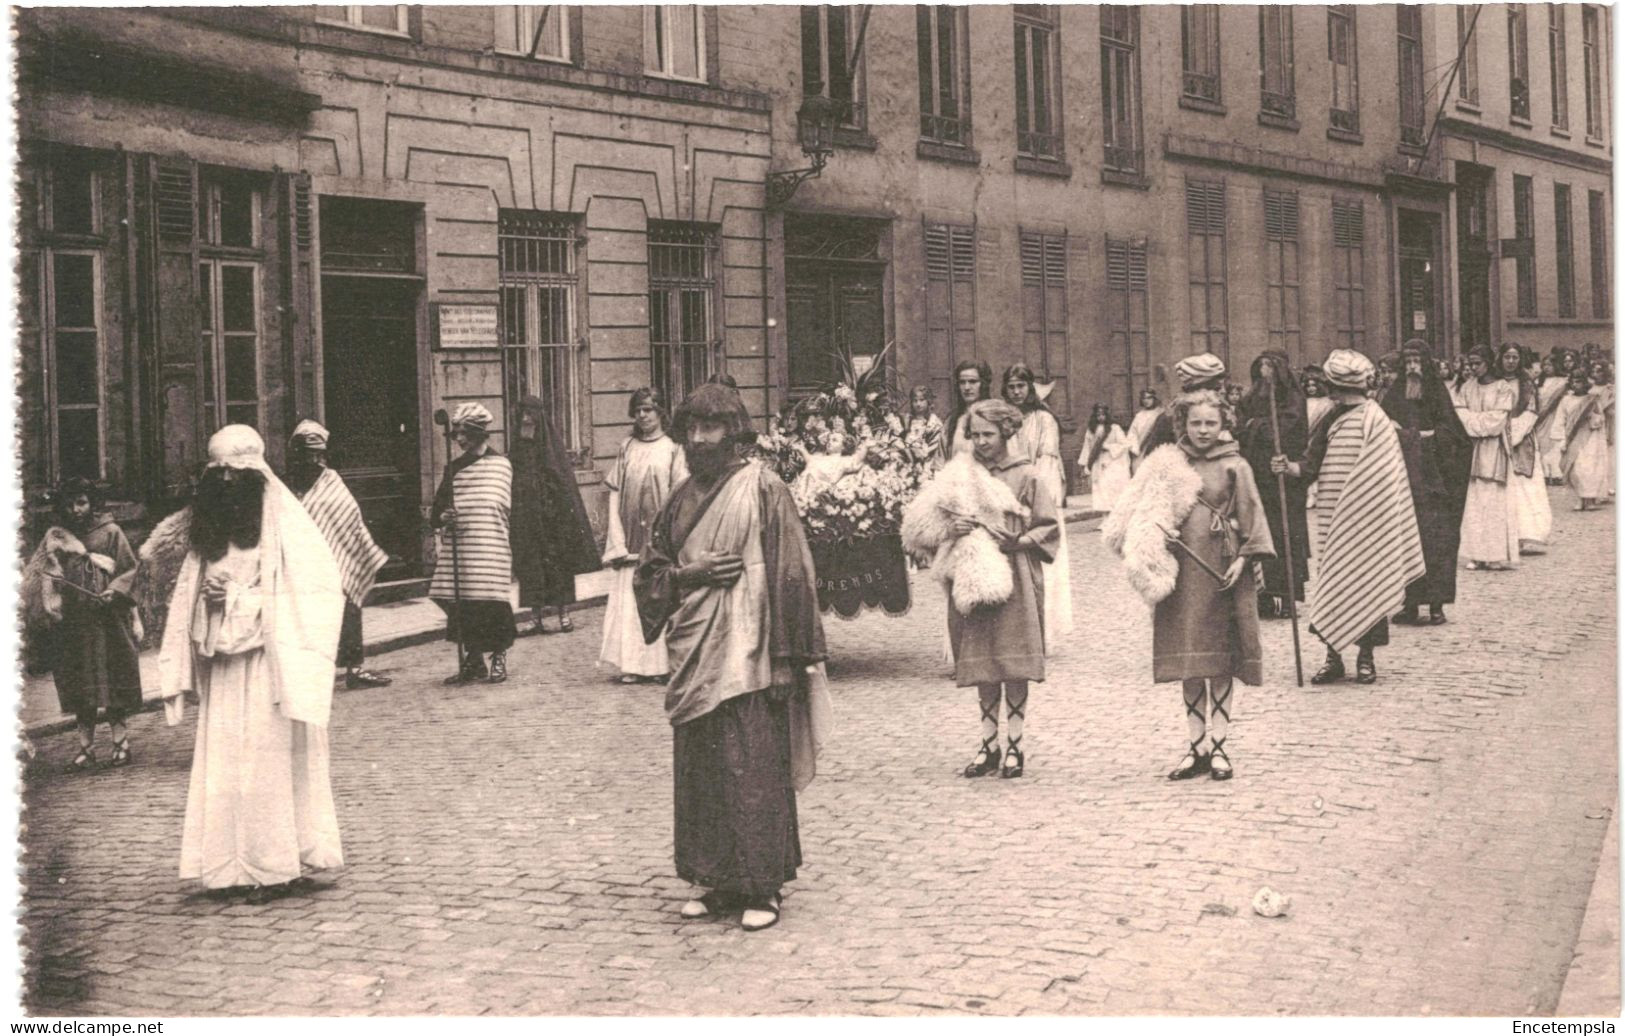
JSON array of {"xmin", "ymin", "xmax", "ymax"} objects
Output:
[
  {"xmin": 1100, "ymin": 444, "xmax": 1202, "ymax": 606},
  {"xmin": 901, "ymin": 455, "xmax": 1026, "ymax": 615}
]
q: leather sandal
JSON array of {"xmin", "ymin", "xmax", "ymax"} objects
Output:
[
  {"xmin": 1168, "ymin": 740, "xmax": 1211, "ymax": 781},
  {"xmin": 1310, "ymin": 655, "xmax": 1346, "ymax": 685},
  {"xmin": 1355, "ymin": 652, "xmax": 1377, "ymax": 684},
  {"xmin": 1208, "ymin": 738, "xmax": 1233, "ymax": 781},
  {"xmin": 109, "ymin": 738, "xmax": 132, "ymax": 768},
  {"xmin": 680, "ymin": 890, "xmax": 735, "ymax": 919},
  {"xmin": 1001, "ymin": 740, "xmax": 1024, "ymax": 779},
  {"xmin": 962, "ymin": 742, "xmax": 1001, "ymax": 778},
  {"xmin": 71, "ymin": 747, "xmax": 96, "ymax": 771},
  {"xmin": 487, "ymin": 652, "xmax": 508, "ymax": 683},
  {"xmin": 740, "ymin": 892, "xmax": 782, "ymax": 932}
]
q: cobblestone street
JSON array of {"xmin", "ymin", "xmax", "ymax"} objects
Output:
[{"xmin": 18, "ymin": 495, "xmax": 1618, "ymax": 1016}]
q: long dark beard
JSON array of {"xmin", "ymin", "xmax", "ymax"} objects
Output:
[
  {"xmin": 191, "ymin": 470, "xmax": 266, "ymax": 562},
  {"xmin": 1404, "ymin": 375, "xmax": 1424, "ymax": 400},
  {"xmin": 684, "ymin": 440, "xmax": 736, "ymax": 485}
]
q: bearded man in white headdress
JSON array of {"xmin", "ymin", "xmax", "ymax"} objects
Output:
[{"xmin": 158, "ymin": 425, "xmax": 345, "ymax": 901}]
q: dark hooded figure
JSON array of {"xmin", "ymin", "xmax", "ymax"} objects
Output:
[
  {"xmin": 510, "ymin": 395, "xmax": 602, "ymax": 634},
  {"xmin": 1381, "ymin": 340, "xmax": 1472, "ymax": 625},
  {"xmin": 1235, "ymin": 350, "xmax": 1311, "ymax": 619}
]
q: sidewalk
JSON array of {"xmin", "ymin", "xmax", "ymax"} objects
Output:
[
  {"xmin": 15, "ymin": 499, "xmax": 1102, "ymax": 740},
  {"xmin": 1557, "ymin": 803, "xmax": 1622, "ymax": 1016}
]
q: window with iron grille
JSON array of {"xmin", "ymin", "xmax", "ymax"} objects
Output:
[
  {"xmin": 199, "ymin": 172, "xmax": 263, "ymax": 432},
  {"xmin": 1100, "ymin": 5, "xmax": 1143, "ymax": 173},
  {"xmin": 1263, "ymin": 189, "xmax": 1302, "ymax": 359},
  {"xmin": 1398, "ymin": 6, "xmax": 1425, "ymax": 146},
  {"xmin": 1583, "ymin": 6, "xmax": 1605, "ymax": 139},
  {"xmin": 1512, "ymin": 175, "xmax": 1537, "ymax": 317},
  {"xmin": 645, "ymin": 5, "xmax": 705, "ymax": 82},
  {"xmin": 1181, "ymin": 6, "xmax": 1222, "ymax": 105},
  {"xmin": 1328, "ymin": 6, "xmax": 1360, "ymax": 134},
  {"xmin": 1259, "ymin": 7, "xmax": 1295, "ymax": 121},
  {"xmin": 1185, "ymin": 179, "xmax": 1229, "ymax": 361},
  {"xmin": 1458, "ymin": 6, "xmax": 1480, "ymax": 104},
  {"xmin": 1549, "ymin": 5, "xmax": 1569, "ymax": 129},
  {"xmin": 924, "ymin": 221, "xmax": 977, "ymax": 372},
  {"xmin": 918, "ymin": 6, "xmax": 970, "ymax": 145},
  {"xmin": 1509, "ymin": 5, "xmax": 1532, "ymax": 120},
  {"xmin": 1105, "ymin": 236, "xmax": 1150, "ymax": 413},
  {"xmin": 803, "ymin": 6, "xmax": 866, "ymax": 130},
  {"xmin": 1589, "ymin": 190, "xmax": 1610, "ymax": 318},
  {"xmin": 648, "ymin": 222, "xmax": 716, "ymax": 410},
  {"xmin": 1014, "ymin": 6, "xmax": 1062, "ymax": 161},
  {"xmin": 499, "ymin": 211, "xmax": 580, "ymax": 451},
  {"xmin": 1555, "ymin": 183, "xmax": 1576, "ymax": 318},
  {"xmin": 495, "ymin": 5, "xmax": 570, "ymax": 61},
  {"xmin": 1331, "ymin": 200, "xmax": 1366, "ymax": 352},
  {"xmin": 1019, "ymin": 230, "xmax": 1067, "ymax": 400}
]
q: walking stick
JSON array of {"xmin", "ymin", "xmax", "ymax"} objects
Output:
[
  {"xmin": 432, "ymin": 409, "xmax": 466, "ymax": 676},
  {"xmin": 1263, "ymin": 363, "xmax": 1305, "ymax": 687},
  {"xmin": 1152, "ymin": 524, "xmax": 1228, "ymax": 584}
]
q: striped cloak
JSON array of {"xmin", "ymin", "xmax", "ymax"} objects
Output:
[
  {"xmin": 429, "ymin": 452, "xmax": 514, "ymax": 603},
  {"xmin": 297, "ymin": 467, "xmax": 389, "ymax": 607},
  {"xmin": 1308, "ymin": 401, "xmax": 1426, "ymax": 653}
]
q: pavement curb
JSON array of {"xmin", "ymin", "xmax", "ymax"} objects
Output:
[{"xmin": 18, "ymin": 510, "xmax": 1105, "ymax": 743}]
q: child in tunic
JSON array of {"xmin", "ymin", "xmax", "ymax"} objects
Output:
[
  {"xmin": 905, "ymin": 385, "xmax": 946, "ymax": 482},
  {"xmin": 1080, "ymin": 403, "xmax": 1132, "ymax": 512},
  {"xmin": 1557, "ymin": 373, "xmax": 1612, "ymax": 509},
  {"xmin": 601, "ymin": 388, "xmax": 688, "ymax": 682}
]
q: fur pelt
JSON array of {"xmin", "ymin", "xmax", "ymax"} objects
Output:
[
  {"xmin": 133, "ymin": 506, "xmax": 194, "ymax": 648},
  {"xmin": 1100, "ymin": 443, "xmax": 1203, "ymax": 606},
  {"xmin": 20, "ymin": 526, "xmax": 86, "ymax": 631},
  {"xmin": 901, "ymin": 454, "xmax": 1026, "ymax": 614}
]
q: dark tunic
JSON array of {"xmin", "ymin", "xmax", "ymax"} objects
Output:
[
  {"xmin": 510, "ymin": 424, "xmax": 601, "ymax": 609},
  {"xmin": 635, "ymin": 462, "xmax": 827, "ymax": 897},
  {"xmin": 1237, "ymin": 383, "xmax": 1311, "ymax": 603},
  {"xmin": 53, "ymin": 517, "xmax": 144, "ymax": 720},
  {"xmin": 1381, "ymin": 375, "xmax": 1472, "ymax": 607},
  {"xmin": 1152, "ymin": 442, "xmax": 1274, "ymax": 685},
  {"xmin": 431, "ymin": 449, "xmax": 516, "ymax": 653}
]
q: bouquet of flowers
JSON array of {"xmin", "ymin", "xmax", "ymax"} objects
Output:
[{"xmin": 791, "ymin": 450, "xmax": 917, "ymax": 545}]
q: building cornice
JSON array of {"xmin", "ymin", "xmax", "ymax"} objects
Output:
[
  {"xmin": 1436, "ymin": 117, "xmax": 1612, "ymax": 176},
  {"xmin": 1161, "ymin": 132, "xmax": 1387, "ymax": 191}
]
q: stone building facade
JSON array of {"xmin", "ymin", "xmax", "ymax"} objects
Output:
[{"xmin": 14, "ymin": 4, "xmax": 1613, "ymax": 578}]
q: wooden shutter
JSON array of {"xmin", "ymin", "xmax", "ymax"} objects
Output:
[
  {"xmin": 149, "ymin": 156, "xmax": 205, "ymax": 495},
  {"xmin": 1332, "ymin": 200, "xmax": 1364, "ymax": 247},
  {"xmin": 1105, "ymin": 235, "xmax": 1150, "ymax": 414}
]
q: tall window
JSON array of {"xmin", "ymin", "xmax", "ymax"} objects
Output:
[
  {"xmin": 1327, "ymin": 6, "xmax": 1360, "ymax": 134},
  {"xmin": 1513, "ymin": 174, "xmax": 1537, "ymax": 317},
  {"xmin": 198, "ymin": 175, "xmax": 262, "ymax": 431},
  {"xmin": 924, "ymin": 222, "xmax": 977, "ymax": 373},
  {"xmin": 1100, "ymin": 6, "xmax": 1143, "ymax": 173},
  {"xmin": 917, "ymin": 6, "xmax": 969, "ymax": 145},
  {"xmin": 1331, "ymin": 200, "xmax": 1367, "ymax": 352},
  {"xmin": 1105, "ymin": 236, "xmax": 1150, "ymax": 413},
  {"xmin": 803, "ymin": 6, "xmax": 865, "ymax": 131},
  {"xmin": 1509, "ymin": 5, "xmax": 1532, "ymax": 120},
  {"xmin": 1181, "ymin": 6, "xmax": 1222, "ymax": 105},
  {"xmin": 1555, "ymin": 183, "xmax": 1576, "ymax": 318},
  {"xmin": 1589, "ymin": 190, "xmax": 1610, "ymax": 318},
  {"xmin": 1018, "ymin": 230, "xmax": 1067, "ymax": 392},
  {"xmin": 315, "ymin": 6, "xmax": 408, "ymax": 34},
  {"xmin": 1398, "ymin": 6, "xmax": 1425, "ymax": 146},
  {"xmin": 495, "ymin": 6, "xmax": 570, "ymax": 61},
  {"xmin": 1457, "ymin": 6, "xmax": 1479, "ymax": 104},
  {"xmin": 1013, "ymin": 5, "xmax": 1062, "ymax": 160},
  {"xmin": 645, "ymin": 5, "xmax": 705, "ymax": 82},
  {"xmin": 23, "ymin": 158, "xmax": 104, "ymax": 483},
  {"xmin": 1583, "ymin": 6, "xmax": 1606, "ymax": 139},
  {"xmin": 1259, "ymin": 7, "xmax": 1295, "ymax": 121},
  {"xmin": 648, "ymin": 223, "xmax": 716, "ymax": 409},
  {"xmin": 499, "ymin": 212, "xmax": 580, "ymax": 450},
  {"xmin": 1263, "ymin": 189, "xmax": 1302, "ymax": 359},
  {"xmin": 1550, "ymin": 5, "xmax": 1569, "ymax": 129},
  {"xmin": 1185, "ymin": 179, "xmax": 1228, "ymax": 361}
]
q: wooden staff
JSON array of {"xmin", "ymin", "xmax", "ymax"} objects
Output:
[
  {"xmin": 1154, "ymin": 524, "xmax": 1227, "ymax": 584},
  {"xmin": 1264, "ymin": 362, "xmax": 1305, "ymax": 687}
]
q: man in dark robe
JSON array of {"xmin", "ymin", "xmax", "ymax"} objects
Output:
[
  {"xmin": 509, "ymin": 396, "xmax": 601, "ymax": 635},
  {"xmin": 1236, "ymin": 350, "xmax": 1311, "ymax": 619},
  {"xmin": 1138, "ymin": 352, "xmax": 1229, "ymax": 456},
  {"xmin": 1381, "ymin": 341, "xmax": 1471, "ymax": 625},
  {"xmin": 635, "ymin": 384, "xmax": 830, "ymax": 932}
]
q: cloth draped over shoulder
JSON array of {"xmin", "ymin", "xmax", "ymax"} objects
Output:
[
  {"xmin": 1307, "ymin": 402, "xmax": 1425, "ymax": 653},
  {"xmin": 297, "ymin": 467, "xmax": 388, "ymax": 607},
  {"xmin": 635, "ymin": 462, "xmax": 832, "ymax": 790},
  {"xmin": 158, "ymin": 462, "xmax": 344, "ymax": 729},
  {"xmin": 430, "ymin": 451, "xmax": 514, "ymax": 603}
]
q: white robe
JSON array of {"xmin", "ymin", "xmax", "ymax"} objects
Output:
[
  {"xmin": 1508, "ymin": 408, "xmax": 1552, "ymax": 547},
  {"xmin": 1536, "ymin": 376, "xmax": 1571, "ymax": 476},
  {"xmin": 600, "ymin": 434, "xmax": 687, "ymax": 677},
  {"xmin": 1455, "ymin": 378, "xmax": 1522, "ymax": 567},
  {"xmin": 1126, "ymin": 409, "xmax": 1160, "ymax": 474},
  {"xmin": 1017, "ymin": 409, "xmax": 1074, "ymax": 651},
  {"xmin": 1558, "ymin": 391, "xmax": 1613, "ymax": 500},
  {"xmin": 1080, "ymin": 424, "xmax": 1132, "ymax": 513}
]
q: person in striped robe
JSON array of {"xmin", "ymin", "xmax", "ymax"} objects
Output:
[
  {"xmin": 430, "ymin": 403, "xmax": 517, "ymax": 685},
  {"xmin": 285, "ymin": 420, "xmax": 392, "ymax": 690},
  {"xmin": 1272, "ymin": 350, "xmax": 1425, "ymax": 685}
]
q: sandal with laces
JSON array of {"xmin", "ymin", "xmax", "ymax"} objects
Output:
[
  {"xmin": 71, "ymin": 747, "xmax": 96, "ymax": 772},
  {"xmin": 962, "ymin": 741, "xmax": 1001, "ymax": 778},
  {"xmin": 1168, "ymin": 740, "xmax": 1210, "ymax": 781},
  {"xmin": 109, "ymin": 738, "xmax": 132, "ymax": 768},
  {"xmin": 487, "ymin": 652, "xmax": 508, "ymax": 683},
  {"xmin": 1355, "ymin": 651, "xmax": 1377, "ymax": 684},
  {"xmin": 1001, "ymin": 739, "xmax": 1025, "ymax": 779},
  {"xmin": 1310, "ymin": 651, "xmax": 1346, "ymax": 685}
]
